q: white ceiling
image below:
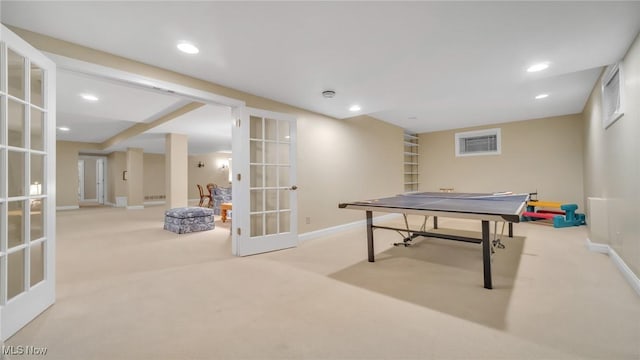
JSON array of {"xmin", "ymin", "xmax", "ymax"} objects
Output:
[
  {"xmin": 54, "ymin": 70, "xmax": 233, "ymax": 154},
  {"xmin": 2, "ymin": 1, "xmax": 640, "ymax": 148}
]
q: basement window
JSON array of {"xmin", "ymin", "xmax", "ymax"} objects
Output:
[
  {"xmin": 602, "ymin": 62, "xmax": 625, "ymax": 129},
  {"xmin": 455, "ymin": 128, "xmax": 501, "ymax": 157}
]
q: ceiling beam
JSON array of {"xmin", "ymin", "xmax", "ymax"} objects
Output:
[{"xmin": 100, "ymin": 101, "xmax": 205, "ymax": 150}]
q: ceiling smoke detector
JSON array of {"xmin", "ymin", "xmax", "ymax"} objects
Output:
[{"xmin": 322, "ymin": 90, "xmax": 336, "ymax": 98}]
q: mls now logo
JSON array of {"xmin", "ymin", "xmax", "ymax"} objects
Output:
[{"xmin": 2, "ymin": 345, "xmax": 48, "ymax": 356}]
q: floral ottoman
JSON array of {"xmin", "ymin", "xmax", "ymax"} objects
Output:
[{"xmin": 164, "ymin": 207, "xmax": 215, "ymax": 234}]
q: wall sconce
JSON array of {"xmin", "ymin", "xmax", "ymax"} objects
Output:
[
  {"xmin": 197, "ymin": 161, "xmax": 205, "ymax": 168},
  {"xmin": 30, "ymin": 181, "xmax": 42, "ymax": 195}
]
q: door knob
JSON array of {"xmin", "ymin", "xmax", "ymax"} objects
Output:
[{"xmin": 290, "ymin": 185, "xmax": 298, "ymax": 190}]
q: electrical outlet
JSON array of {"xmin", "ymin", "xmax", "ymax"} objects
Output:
[{"xmin": 305, "ymin": 217, "xmax": 311, "ymax": 224}]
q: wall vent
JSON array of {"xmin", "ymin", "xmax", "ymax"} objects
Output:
[{"xmin": 455, "ymin": 128, "xmax": 501, "ymax": 157}]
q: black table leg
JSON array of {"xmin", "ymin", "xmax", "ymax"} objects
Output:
[
  {"xmin": 482, "ymin": 220, "xmax": 492, "ymax": 289},
  {"xmin": 433, "ymin": 216, "xmax": 438, "ymax": 229},
  {"xmin": 508, "ymin": 222, "xmax": 513, "ymax": 238},
  {"xmin": 366, "ymin": 210, "xmax": 375, "ymax": 262}
]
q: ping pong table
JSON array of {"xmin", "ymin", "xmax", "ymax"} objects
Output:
[{"xmin": 338, "ymin": 192, "xmax": 529, "ymax": 289}]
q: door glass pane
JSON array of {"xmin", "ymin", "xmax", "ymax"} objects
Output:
[
  {"xmin": 8, "ymin": 49, "xmax": 25, "ymax": 100},
  {"xmin": 0, "ymin": 149, "xmax": 4, "ymax": 196},
  {"xmin": 265, "ymin": 142, "xmax": 277, "ymax": 164},
  {"xmin": 278, "ymin": 143, "xmax": 290, "ymax": 164},
  {"xmin": 250, "ymin": 190, "xmax": 264, "ymax": 212},
  {"xmin": 8, "ymin": 99, "xmax": 25, "ymax": 148},
  {"xmin": 0, "ymin": 96, "xmax": 4, "ymax": 142},
  {"xmin": 250, "ymin": 214, "xmax": 263, "ymax": 237},
  {"xmin": 30, "ymin": 242, "xmax": 45, "ymax": 286},
  {"xmin": 250, "ymin": 140, "xmax": 263, "ymax": 163},
  {"xmin": 8, "ymin": 151, "xmax": 25, "ymax": 197},
  {"xmin": 249, "ymin": 116, "xmax": 262, "ymax": 139},
  {"xmin": 8, "ymin": 201, "xmax": 25, "ymax": 248},
  {"xmin": 8, "ymin": 249, "xmax": 26, "ymax": 300},
  {"xmin": 265, "ymin": 189, "xmax": 277, "ymax": 211},
  {"xmin": 279, "ymin": 190, "xmax": 290, "ymax": 210},
  {"xmin": 265, "ymin": 118, "xmax": 277, "ymax": 140},
  {"xmin": 31, "ymin": 153, "xmax": 44, "ymax": 195},
  {"xmin": 250, "ymin": 165, "xmax": 263, "ymax": 187},
  {"xmin": 31, "ymin": 199, "xmax": 44, "ymax": 241},
  {"xmin": 279, "ymin": 211, "xmax": 291, "ymax": 233},
  {"xmin": 31, "ymin": 107, "xmax": 44, "ymax": 151},
  {"xmin": 278, "ymin": 121, "xmax": 290, "ymax": 141},
  {"xmin": 266, "ymin": 213, "xmax": 277, "ymax": 235},
  {"xmin": 265, "ymin": 165, "xmax": 277, "ymax": 187},
  {"xmin": 278, "ymin": 167, "xmax": 290, "ymax": 187},
  {"xmin": 31, "ymin": 63, "xmax": 44, "ymax": 108}
]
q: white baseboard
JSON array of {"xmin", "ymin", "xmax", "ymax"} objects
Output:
[
  {"xmin": 586, "ymin": 238, "xmax": 640, "ymax": 297},
  {"xmin": 298, "ymin": 213, "xmax": 402, "ymax": 242},
  {"xmin": 56, "ymin": 205, "xmax": 79, "ymax": 211},
  {"xmin": 144, "ymin": 201, "xmax": 166, "ymax": 206},
  {"xmin": 104, "ymin": 201, "xmax": 116, "ymax": 207},
  {"xmin": 126, "ymin": 205, "xmax": 145, "ymax": 210}
]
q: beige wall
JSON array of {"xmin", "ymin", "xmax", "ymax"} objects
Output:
[
  {"xmin": 188, "ymin": 152, "xmax": 232, "ymax": 199},
  {"xmin": 582, "ymin": 33, "xmax": 640, "ymax": 277},
  {"xmin": 143, "ymin": 153, "xmax": 166, "ymax": 200},
  {"xmin": 125, "ymin": 148, "xmax": 144, "ymax": 207},
  {"xmin": 419, "ymin": 114, "xmax": 585, "ymax": 209},
  {"xmin": 15, "ymin": 27, "xmax": 404, "ymax": 232},
  {"xmin": 107, "ymin": 151, "xmax": 127, "ymax": 205},
  {"xmin": 56, "ymin": 141, "xmax": 100, "ymax": 207},
  {"xmin": 296, "ymin": 114, "xmax": 403, "ymax": 231}
]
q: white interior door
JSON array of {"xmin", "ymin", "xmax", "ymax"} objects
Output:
[
  {"xmin": 77, "ymin": 160, "xmax": 85, "ymax": 201},
  {"xmin": 96, "ymin": 158, "xmax": 104, "ymax": 204},
  {"xmin": 232, "ymin": 107, "xmax": 297, "ymax": 256},
  {"xmin": 0, "ymin": 25, "xmax": 56, "ymax": 340}
]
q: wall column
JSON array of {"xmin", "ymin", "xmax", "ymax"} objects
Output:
[
  {"xmin": 125, "ymin": 147, "xmax": 144, "ymax": 209},
  {"xmin": 165, "ymin": 133, "xmax": 188, "ymax": 209}
]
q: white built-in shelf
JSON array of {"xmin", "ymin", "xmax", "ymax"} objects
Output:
[{"xmin": 403, "ymin": 131, "xmax": 419, "ymax": 192}]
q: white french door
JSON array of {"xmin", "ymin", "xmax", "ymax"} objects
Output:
[
  {"xmin": 232, "ymin": 107, "xmax": 298, "ymax": 256},
  {"xmin": 0, "ymin": 25, "xmax": 56, "ymax": 340}
]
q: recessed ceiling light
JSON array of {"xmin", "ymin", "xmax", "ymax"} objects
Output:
[
  {"xmin": 535, "ymin": 93, "xmax": 549, "ymax": 99},
  {"xmin": 527, "ymin": 62, "xmax": 550, "ymax": 72},
  {"xmin": 349, "ymin": 105, "xmax": 361, "ymax": 112},
  {"xmin": 57, "ymin": 126, "xmax": 70, "ymax": 132},
  {"xmin": 408, "ymin": 116, "xmax": 417, "ymax": 120},
  {"xmin": 80, "ymin": 93, "xmax": 99, "ymax": 101},
  {"xmin": 177, "ymin": 42, "xmax": 199, "ymax": 54}
]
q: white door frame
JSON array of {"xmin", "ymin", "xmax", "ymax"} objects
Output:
[
  {"xmin": 78, "ymin": 155, "xmax": 107, "ymax": 204},
  {"xmin": 96, "ymin": 158, "xmax": 105, "ymax": 204},
  {"xmin": 77, "ymin": 159, "xmax": 85, "ymax": 201}
]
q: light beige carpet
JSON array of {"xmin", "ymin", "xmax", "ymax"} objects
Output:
[{"xmin": 5, "ymin": 206, "xmax": 640, "ymax": 359}]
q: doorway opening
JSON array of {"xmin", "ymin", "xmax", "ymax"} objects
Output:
[{"xmin": 78, "ymin": 155, "xmax": 106, "ymax": 206}]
